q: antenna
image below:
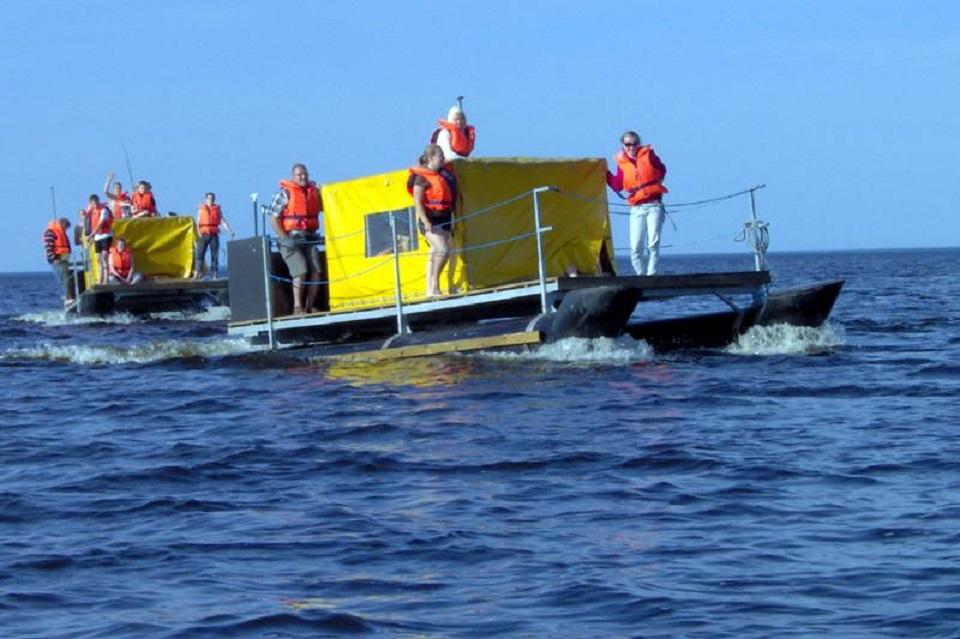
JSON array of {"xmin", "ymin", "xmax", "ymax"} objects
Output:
[{"xmin": 122, "ymin": 142, "xmax": 135, "ymax": 186}]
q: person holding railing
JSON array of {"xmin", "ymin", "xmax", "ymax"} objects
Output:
[
  {"xmin": 431, "ymin": 103, "xmax": 475, "ymax": 162},
  {"xmin": 269, "ymin": 163, "xmax": 323, "ymax": 315},
  {"xmin": 195, "ymin": 192, "xmax": 234, "ymax": 279},
  {"xmin": 408, "ymin": 144, "xmax": 457, "ymax": 298},
  {"xmin": 606, "ymin": 130, "xmax": 668, "ymax": 275}
]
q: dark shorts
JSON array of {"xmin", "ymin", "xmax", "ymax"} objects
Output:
[
  {"xmin": 279, "ymin": 233, "xmax": 322, "ymax": 279},
  {"xmin": 94, "ymin": 237, "xmax": 113, "ymax": 253},
  {"xmin": 418, "ymin": 210, "xmax": 453, "ymax": 235}
]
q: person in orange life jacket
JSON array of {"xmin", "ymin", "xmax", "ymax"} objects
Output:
[
  {"xmin": 195, "ymin": 192, "xmax": 234, "ymax": 279},
  {"xmin": 606, "ymin": 130, "xmax": 668, "ymax": 275},
  {"xmin": 408, "ymin": 144, "xmax": 457, "ymax": 297},
  {"xmin": 103, "ymin": 172, "xmax": 132, "ymax": 219},
  {"xmin": 432, "ymin": 104, "xmax": 475, "ymax": 163},
  {"xmin": 269, "ymin": 163, "xmax": 323, "ymax": 315},
  {"xmin": 108, "ymin": 237, "xmax": 143, "ymax": 285},
  {"xmin": 82, "ymin": 194, "xmax": 113, "ymax": 285},
  {"xmin": 131, "ymin": 180, "xmax": 158, "ymax": 218},
  {"xmin": 43, "ymin": 217, "xmax": 75, "ymax": 303}
]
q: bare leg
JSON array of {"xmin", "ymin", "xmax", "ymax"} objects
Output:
[
  {"xmin": 292, "ymin": 275, "xmax": 305, "ymax": 314},
  {"xmin": 424, "ymin": 229, "xmax": 451, "ymax": 296}
]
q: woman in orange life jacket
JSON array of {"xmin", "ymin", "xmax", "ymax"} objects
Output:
[
  {"xmin": 81, "ymin": 194, "xmax": 113, "ymax": 285},
  {"xmin": 408, "ymin": 144, "xmax": 457, "ymax": 297},
  {"xmin": 606, "ymin": 130, "xmax": 668, "ymax": 276},
  {"xmin": 131, "ymin": 180, "xmax": 158, "ymax": 218},
  {"xmin": 103, "ymin": 172, "xmax": 132, "ymax": 219},
  {"xmin": 195, "ymin": 192, "xmax": 234, "ymax": 279},
  {"xmin": 432, "ymin": 104, "xmax": 475, "ymax": 163},
  {"xmin": 108, "ymin": 237, "xmax": 143, "ymax": 285}
]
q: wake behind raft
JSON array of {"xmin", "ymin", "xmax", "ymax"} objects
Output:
[{"xmin": 225, "ymin": 157, "xmax": 842, "ymax": 361}]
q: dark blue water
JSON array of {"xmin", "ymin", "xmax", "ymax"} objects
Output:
[{"xmin": 2, "ymin": 249, "xmax": 958, "ymax": 638}]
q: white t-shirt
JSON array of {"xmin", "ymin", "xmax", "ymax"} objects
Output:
[{"xmin": 435, "ymin": 129, "xmax": 467, "ymax": 163}]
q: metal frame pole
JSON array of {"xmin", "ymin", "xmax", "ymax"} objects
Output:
[
  {"xmin": 250, "ymin": 193, "xmax": 259, "ymax": 236},
  {"xmin": 390, "ymin": 213, "xmax": 409, "ymax": 334},
  {"xmin": 748, "ymin": 185, "xmax": 766, "ymax": 272},
  {"xmin": 261, "ymin": 235, "xmax": 276, "ymax": 349},
  {"xmin": 532, "ymin": 187, "xmax": 553, "ymax": 314}
]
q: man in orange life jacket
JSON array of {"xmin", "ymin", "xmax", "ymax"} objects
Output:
[
  {"xmin": 108, "ymin": 237, "xmax": 143, "ymax": 285},
  {"xmin": 103, "ymin": 172, "xmax": 132, "ymax": 219},
  {"xmin": 432, "ymin": 104, "xmax": 476, "ymax": 163},
  {"xmin": 195, "ymin": 192, "xmax": 234, "ymax": 279},
  {"xmin": 269, "ymin": 163, "xmax": 323, "ymax": 315},
  {"xmin": 43, "ymin": 217, "xmax": 75, "ymax": 304},
  {"xmin": 606, "ymin": 130, "xmax": 668, "ymax": 275}
]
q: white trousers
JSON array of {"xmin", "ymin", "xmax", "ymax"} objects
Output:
[{"xmin": 629, "ymin": 201, "xmax": 665, "ymax": 275}]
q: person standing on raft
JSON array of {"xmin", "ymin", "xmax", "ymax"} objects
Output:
[
  {"xmin": 269, "ymin": 163, "xmax": 323, "ymax": 315},
  {"xmin": 606, "ymin": 130, "xmax": 668, "ymax": 276},
  {"xmin": 82, "ymin": 194, "xmax": 113, "ymax": 285},
  {"xmin": 408, "ymin": 144, "xmax": 457, "ymax": 298},
  {"xmin": 195, "ymin": 192, "xmax": 234, "ymax": 279},
  {"xmin": 432, "ymin": 103, "xmax": 475, "ymax": 163},
  {"xmin": 43, "ymin": 217, "xmax": 75, "ymax": 305}
]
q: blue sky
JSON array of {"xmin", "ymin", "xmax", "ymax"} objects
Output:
[{"xmin": 5, "ymin": 0, "xmax": 958, "ymax": 272}]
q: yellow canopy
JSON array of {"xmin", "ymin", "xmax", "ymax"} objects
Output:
[
  {"xmin": 321, "ymin": 157, "xmax": 613, "ymax": 312},
  {"xmin": 86, "ymin": 216, "xmax": 197, "ymax": 283}
]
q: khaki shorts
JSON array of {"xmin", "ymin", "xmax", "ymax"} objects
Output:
[{"xmin": 279, "ymin": 233, "xmax": 321, "ymax": 279}]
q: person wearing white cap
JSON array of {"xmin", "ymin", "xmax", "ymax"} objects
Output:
[{"xmin": 431, "ymin": 104, "xmax": 476, "ymax": 162}]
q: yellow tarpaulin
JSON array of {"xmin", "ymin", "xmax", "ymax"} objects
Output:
[
  {"xmin": 321, "ymin": 157, "xmax": 613, "ymax": 312},
  {"xmin": 86, "ymin": 216, "xmax": 197, "ymax": 282}
]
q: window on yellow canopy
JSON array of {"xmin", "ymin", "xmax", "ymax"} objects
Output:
[{"xmin": 364, "ymin": 208, "xmax": 419, "ymax": 258}]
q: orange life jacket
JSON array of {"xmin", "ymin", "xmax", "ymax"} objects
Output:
[
  {"xmin": 278, "ymin": 180, "xmax": 322, "ymax": 232},
  {"xmin": 132, "ymin": 191, "xmax": 157, "ymax": 216},
  {"xmin": 109, "ymin": 246, "xmax": 132, "ymax": 278},
  {"xmin": 89, "ymin": 204, "xmax": 112, "ymax": 235},
  {"xmin": 110, "ymin": 191, "xmax": 129, "ymax": 218},
  {"xmin": 198, "ymin": 203, "xmax": 222, "ymax": 235},
  {"xmin": 407, "ymin": 166, "xmax": 456, "ymax": 212},
  {"xmin": 615, "ymin": 146, "xmax": 668, "ymax": 205},
  {"xmin": 45, "ymin": 220, "xmax": 71, "ymax": 256},
  {"xmin": 432, "ymin": 119, "xmax": 476, "ymax": 156}
]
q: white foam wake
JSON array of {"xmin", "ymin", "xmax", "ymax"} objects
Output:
[
  {"xmin": 13, "ymin": 310, "xmax": 140, "ymax": 326},
  {"xmin": 482, "ymin": 336, "xmax": 654, "ymax": 363},
  {"xmin": 1, "ymin": 338, "xmax": 259, "ymax": 365},
  {"xmin": 14, "ymin": 305, "xmax": 231, "ymax": 326},
  {"xmin": 149, "ymin": 305, "xmax": 231, "ymax": 322},
  {"xmin": 726, "ymin": 322, "xmax": 844, "ymax": 356}
]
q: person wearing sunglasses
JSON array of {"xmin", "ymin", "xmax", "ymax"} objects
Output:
[{"xmin": 606, "ymin": 130, "xmax": 668, "ymax": 275}]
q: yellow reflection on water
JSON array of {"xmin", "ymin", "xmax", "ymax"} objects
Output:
[{"xmin": 321, "ymin": 356, "xmax": 476, "ymax": 388}]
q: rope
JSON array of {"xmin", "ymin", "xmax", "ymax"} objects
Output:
[
  {"xmin": 268, "ymin": 254, "xmax": 393, "ymax": 286},
  {"xmin": 554, "ymin": 185, "xmax": 763, "ymax": 215}
]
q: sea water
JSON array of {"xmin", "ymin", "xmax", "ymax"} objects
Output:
[{"xmin": 1, "ymin": 248, "xmax": 958, "ymax": 638}]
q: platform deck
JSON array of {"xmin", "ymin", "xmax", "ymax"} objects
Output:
[{"xmin": 227, "ymin": 271, "xmax": 770, "ymax": 342}]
